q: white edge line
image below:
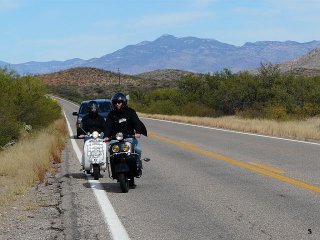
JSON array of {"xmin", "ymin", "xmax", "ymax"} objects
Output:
[
  {"xmin": 54, "ymin": 95, "xmax": 319, "ymax": 146},
  {"xmin": 63, "ymin": 111, "xmax": 130, "ymax": 240},
  {"xmin": 53, "ymin": 95, "xmax": 79, "ymax": 108},
  {"xmin": 141, "ymin": 117, "xmax": 320, "ymax": 146}
]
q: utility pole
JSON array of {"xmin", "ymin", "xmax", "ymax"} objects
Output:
[{"xmin": 117, "ymin": 68, "xmax": 121, "ymax": 86}]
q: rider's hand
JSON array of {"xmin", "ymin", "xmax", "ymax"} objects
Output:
[
  {"xmin": 103, "ymin": 137, "xmax": 110, "ymax": 142},
  {"xmin": 135, "ymin": 133, "xmax": 141, "ymax": 138},
  {"xmin": 78, "ymin": 134, "xmax": 85, "ymax": 138}
]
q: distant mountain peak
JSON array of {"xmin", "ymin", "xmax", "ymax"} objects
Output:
[
  {"xmin": 153, "ymin": 34, "xmax": 178, "ymax": 43},
  {"xmin": 158, "ymin": 34, "xmax": 176, "ymax": 39}
]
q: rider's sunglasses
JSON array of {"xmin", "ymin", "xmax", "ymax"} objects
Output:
[{"xmin": 115, "ymin": 100, "xmax": 123, "ymax": 104}]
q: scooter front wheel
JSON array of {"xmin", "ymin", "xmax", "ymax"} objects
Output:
[
  {"xmin": 93, "ymin": 165, "xmax": 100, "ymax": 180},
  {"xmin": 129, "ymin": 178, "xmax": 135, "ymax": 188},
  {"xmin": 118, "ymin": 173, "xmax": 129, "ymax": 193}
]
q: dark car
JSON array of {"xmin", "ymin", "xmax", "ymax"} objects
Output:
[{"xmin": 72, "ymin": 99, "xmax": 112, "ymax": 138}]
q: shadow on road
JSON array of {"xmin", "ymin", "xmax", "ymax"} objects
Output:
[
  {"xmin": 64, "ymin": 172, "xmax": 86, "ymax": 179},
  {"xmin": 83, "ymin": 181, "xmax": 123, "ymax": 193}
]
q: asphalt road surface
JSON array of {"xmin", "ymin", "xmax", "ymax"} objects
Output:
[{"xmin": 57, "ymin": 96, "xmax": 320, "ymax": 240}]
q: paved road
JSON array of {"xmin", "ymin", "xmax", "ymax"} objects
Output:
[{"xmin": 57, "ymin": 97, "xmax": 320, "ymax": 240}]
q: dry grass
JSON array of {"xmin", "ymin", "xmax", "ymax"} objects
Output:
[
  {"xmin": 0, "ymin": 118, "xmax": 67, "ymax": 208},
  {"xmin": 139, "ymin": 113, "xmax": 320, "ymax": 142}
]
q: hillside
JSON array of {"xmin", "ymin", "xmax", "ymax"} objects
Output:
[
  {"xmin": 39, "ymin": 67, "xmax": 146, "ymax": 86},
  {"xmin": 38, "ymin": 67, "xmax": 177, "ymax": 99},
  {"xmin": 136, "ymin": 69, "xmax": 196, "ymax": 81},
  {"xmin": 279, "ymin": 48, "xmax": 320, "ymax": 76}
]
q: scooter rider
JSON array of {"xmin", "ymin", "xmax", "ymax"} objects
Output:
[
  {"xmin": 79, "ymin": 100, "xmax": 107, "ymax": 141},
  {"xmin": 104, "ymin": 92, "xmax": 147, "ymax": 174}
]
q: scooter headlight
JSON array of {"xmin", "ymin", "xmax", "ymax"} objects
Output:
[
  {"xmin": 92, "ymin": 131, "xmax": 99, "ymax": 139},
  {"xmin": 123, "ymin": 144, "xmax": 130, "ymax": 152},
  {"xmin": 116, "ymin": 132, "xmax": 124, "ymax": 141},
  {"xmin": 112, "ymin": 145, "xmax": 120, "ymax": 153}
]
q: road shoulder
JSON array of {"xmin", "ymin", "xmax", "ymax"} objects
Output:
[{"xmin": 0, "ymin": 163, "xmax": 63, "ymax": 240}]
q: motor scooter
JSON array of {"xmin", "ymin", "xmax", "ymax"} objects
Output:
[
  {"xmin": 108, "ymin": 132, "xmax": 149, "ymax": 193},
  {"xmin": 81, "ymin": 131, "xmax": 107, "ymax": 180}
]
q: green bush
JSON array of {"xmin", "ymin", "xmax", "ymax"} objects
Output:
[
  {"xmin": 180, "ymin": 102, "xmax": 218, "ymax": 117},
  {"xmin": 146, "ymin": 100, "xmax": 179, "ymax": 115},
  {"xmin": 264, "ymin": 104, "xmax": 289, "ymax": 121},
  {"xmin": 0, "ymin": 68, "xmax": 61, "ymax": 148},
  {"xmin": 0, "ymin": 119, "xmax": 21, "ymax": 147}
]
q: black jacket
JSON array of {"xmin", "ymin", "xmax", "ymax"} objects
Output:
[
  {"xmin": 105, "ymin": 107, "xmax": 147, "ymax": 137},
  {"xmin": 81, "ymin": 113, "xmax": 107, "ymax": 135}
]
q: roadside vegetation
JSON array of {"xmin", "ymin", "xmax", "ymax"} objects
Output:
[
  {"xmin": 130, "ymin": 64, "xmax": 320, "ymax": 121},
  {"xmin": 45, "ymin": 63, "xmax": 320, "ymax": 141},
  {"xmin": 0, "ymin": 68, "xmax": 67, "ymax": 208},
  {"xmin": 130, "ymin": 64, "xmax": 320, "ymax": 141},
  {"xmin": 0, "ymin": 68, "xmax": 61, "ymax": 148},
  {"xmin": 0, "ymin": 119, "xmax": 67, "ymax": 208}
]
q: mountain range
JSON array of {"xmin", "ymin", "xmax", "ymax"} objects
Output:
[{"xmin": 1, "ymin": 34, "xmax": 320, "ymax": 75}]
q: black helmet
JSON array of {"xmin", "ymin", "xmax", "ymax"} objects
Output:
[
  {"xmin": 87, "ymin": 100, "xmax": 99, "ymax": 115},
  {"xmin": 111, "ymin": 92, "xmax": 127, "ymax": 110}
]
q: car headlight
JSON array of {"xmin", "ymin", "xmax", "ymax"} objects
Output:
[
  {"xmin": 123, "ymin": 144, "xmax": 130, "ymax": 152},
  {"xmin": 112, "ymin": 145, "xmax": 120, "ymax": 153}
]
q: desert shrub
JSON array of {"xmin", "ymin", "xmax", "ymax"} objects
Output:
[
  {"xmin": 47, "ymin": 84, "xmax": 83, "ymax": 103},
  {"xmin": 0, "ymin": 120, "xmax": 21, "ymax": 147},
  {"xmin": 14, "ymin": 76, "xmax": 61, "ymax": 129},
  {"xmin": 144, "ymin": 88, "xmax": 182, "ymax": 104},
  {"xmin": 0, "ymin": 68, "xmax": 61, "ymax": 148},
  {"xmin": 292, "ymin": 103, "xmax": 320, "ymax": 119},
  {"xmin": 180, "ymin": 102, "xmax": 218, "ymax": 117},
  {"xmin": 264, "ymin": 104, "xmax": 289, "ymax": 121},
  {"xmin": 146, "ymin": 100, "xmax": 179, "ymax": 115}
]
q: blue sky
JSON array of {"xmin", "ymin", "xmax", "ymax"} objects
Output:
[{"xmin": 1, "ymin": 0, "xmax": 320, "ymax": 63}]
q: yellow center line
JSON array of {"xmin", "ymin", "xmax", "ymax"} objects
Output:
[
  {"xmin": 179, "ymin": 141, "xmax": 198, "ymax": 148},
  {"xmin": 248, "ymin": 162, "xmax": 285, "ymax": 174},
  {"xmin": 149, "ymin": 132, "xmax": 320, "ymax": 193}
]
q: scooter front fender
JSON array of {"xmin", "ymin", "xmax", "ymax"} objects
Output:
[{"xmin": 115, "ymin": 163, "xmax": 130, "ymax": 173}]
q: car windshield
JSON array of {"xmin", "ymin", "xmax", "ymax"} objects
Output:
[
  {"xmin": 99, "ymin": 102, "xmax": 112, "ymax": 112},
  {"xmin": 79, "ymin": 101, "xmax": 112, "ymax": 114},
  {"xmin": 79, "ymin": 103, "xmax": 88, "ymax": 114}
]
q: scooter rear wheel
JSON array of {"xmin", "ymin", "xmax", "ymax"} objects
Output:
[{"xmin": 118, "ymin": 173, "xmax": 129, "ymax": 193}]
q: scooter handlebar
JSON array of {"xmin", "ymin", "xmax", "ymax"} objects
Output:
[{"xmin": 108, "ymin": 133, "xmax": 136, "ymax": 141}]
